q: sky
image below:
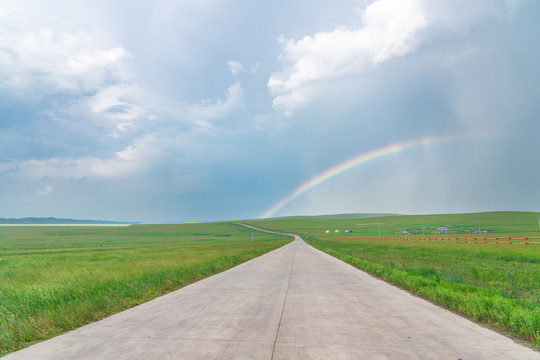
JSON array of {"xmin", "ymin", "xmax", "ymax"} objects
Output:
[{"xmin": 1, "ymin": 0, "xmax": 539, "ymax": 222}]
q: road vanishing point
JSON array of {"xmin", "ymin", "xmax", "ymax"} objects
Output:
[{"xmin": 4, "ymin": 235, "xmax": 539, "ymax": 360}]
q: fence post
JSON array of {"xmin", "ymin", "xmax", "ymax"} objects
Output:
[
  {"xmin": 495, "ymin": 237, "xmax": 498, "ymax": 244},
  {"xmin": 508, "ymin": 237, "xmax": 512, "ymax": 244},
  {"xmin": 524, "ymin": 237, "xmax": 528, "ymax": 245}
]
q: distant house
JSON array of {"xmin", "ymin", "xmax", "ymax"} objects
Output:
[
  {"xmin": 400, "ymin": 229, "xmax": 410, "ymax": 235},
  {"xmin": 434, "ymin": 226, "xmax": 463, "ymax": 234},
  {"xmin": 325, "ymin": 230, "xmax": 330, "ymax": 234},
  {"xmin": 436, "ymin": 227, "xmax": 451, "ymax": 234},
  {"xmin": 335, "ymin": 230, "xmax": 340, "ymax": 233}
]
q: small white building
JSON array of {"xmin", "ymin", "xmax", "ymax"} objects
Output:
[
  {"xmin": 335, "ymin": 230, "xmax": 340, "ymax": 233},
  {"xmin": 325, "ymin": 230, "xmax": 330, "ymax": 234}
]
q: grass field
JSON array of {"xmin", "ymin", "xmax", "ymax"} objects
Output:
[
  {"xmin": 0, "ymin": 222, "xmax": 291, "ymax": 355},
  {"xmin": 248, "ymin": 211, "xmax": 540, "ymax": 349}
]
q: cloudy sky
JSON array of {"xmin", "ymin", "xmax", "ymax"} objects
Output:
[{"xmin": 1, "ymin": 0, "xmax": 539, "ymax": 222}]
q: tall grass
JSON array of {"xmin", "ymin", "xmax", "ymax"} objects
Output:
[{"xmin": 0, "ymin": 223, "xmax": 291, "ymax": 355}]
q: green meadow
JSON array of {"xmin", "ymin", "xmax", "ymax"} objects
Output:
[
  {"xmin": 0, "ymin": 223, "xmax": 291, "ymax": 355},
  {"xmin": 248, "ymin": 211, "xmax": 540, "ymax": 349}
]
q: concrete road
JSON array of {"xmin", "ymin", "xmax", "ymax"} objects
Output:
[{"xmin": 4, "ymin": 237, "xmax": 539, "ymax": 359}]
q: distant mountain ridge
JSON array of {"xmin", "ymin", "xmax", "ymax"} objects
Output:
[{"xmin": 0, "ymin": 217, "xmax": 136, "ymax": 224}]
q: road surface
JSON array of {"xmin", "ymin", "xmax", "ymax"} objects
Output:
[{"xmin": 4, "ymin": 236, "xmax": 539, "ymax": 359}]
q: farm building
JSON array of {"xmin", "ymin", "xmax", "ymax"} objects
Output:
[{"xmin": 433, "ymin": 226, "xmax": 462, "ymax": 234}]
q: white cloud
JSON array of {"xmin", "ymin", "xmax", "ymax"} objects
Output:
[
  {"xmin": 227, "ymin": 60, "xmax": 244, "ymax": 75},
  {"xmin": 88, "ymin": 81, "xmax": 244, "ymax": 132},
  {"xmin": 250, "ymin": 62, "xmax": 260, "ymax": 74},
  {"xmin": 2, "ymin": 136, "xmax": 162, "ymax": 180},
  {"xmin": 0, "ymin": 3, "xmax": 246, "ymax": 141},
  {"xmin": 89, "ymin": 84, "xmax": 147, "ymax": 133},
  {"xmin": 268, "ymin": 0, "xmax": 428, "ymax": 114},
  {"xmin": 267, "ymin": 0, "xmax": 531, "ymax": 116},
  {"xmin": 181, "ymin": 82, "xmax": 244, "ymax": 126},
  {"xmin": 37, "ymin": 185, "xmax": 54, "ymax": 195},
  {"xmin": 0, "ymin": 77, "xmax": 245, "ymax": 189},
  {"xmin": 0, "ymin": 13, "xmax": 129, "ymax": 97},
  {"xmin": 227, "ymin": 60, "xmax": 259, "ymax": 75}
]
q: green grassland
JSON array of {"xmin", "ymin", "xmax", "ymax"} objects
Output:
[
  {"xmin": 248, "ymin": 211, "xmax": 540, "ymax": 349},
  {"xmin": 0, "ymin": 222, "xmax": 291, "ymax": 355}
]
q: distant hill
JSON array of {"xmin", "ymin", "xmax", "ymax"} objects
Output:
[
  {"xmin": 303, "ymin": 213, "xmax": 399, "ymax": 220},
  {"xmin": 0, "ymin": 217, "xmax": 136, "ymax": 225},
  {"xmin": 248, "ymin": 211, "xmax": 540, "ymax": 235},
  {"xmin": 259, "ymin": 213, "xmax": 399, "ymax": 221}
]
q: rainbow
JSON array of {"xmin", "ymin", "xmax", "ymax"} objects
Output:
[{"xmin": 260, "ymin": 134, "xmax": 456, "ymax": 218}]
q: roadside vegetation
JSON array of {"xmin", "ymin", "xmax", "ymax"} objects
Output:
[
  {"xmin": 0, "ymin": 222, "xmax": 291, "ymax": 355},
  {"xmin": 248, "ymin": 211, "xmax": 540, "ymax": 349}
]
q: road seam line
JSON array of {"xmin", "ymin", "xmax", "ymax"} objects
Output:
[{"xmin": 270, "ymin": 237, "xmax": 297, "ymax": 360}]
